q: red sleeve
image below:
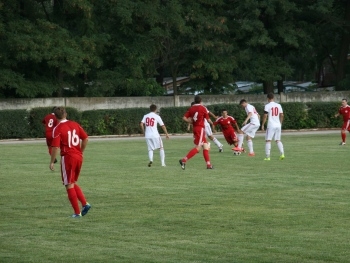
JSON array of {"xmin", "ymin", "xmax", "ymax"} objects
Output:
[
  {"xmin": 184, "ymin": 109, "xmax": 191, "ymax": 118},
  {"xmin": 51, "ymin": 128, "xmax": 60, "ymax": 147},
  {"xmin": 78, "ymin": 125, "xmax": 88, "ymax": 140},
  {"xmin": 230, "ymin": 117, "xmax": 237, "ymax": 124}
]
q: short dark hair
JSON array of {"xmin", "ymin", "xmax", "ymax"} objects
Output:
[
  {"xmin": 191, "ymin": 101, "xmax": 195, "ymax": 106},
  {"xmin": 52, "ymin": 106, "xmax": 57, "ymax": 112},
  {"xmin": 54, "ymin": 107, "xmax": 66, "ymax": 120},
  {"xmin": 267, "ymin": 93, "xmax": 274, "ymax": 99},
  {"xmin": 342, "ymin": 98, "xmax": 347, "ymax": 102},
  {"xmin": 194, "ymin": 95, "xmax": 202, "ymax": 104},
  {"xmin": 239, "ymin": 99, "xmax": 246, "ymax": 105},
  {"xmin": 221, "ymin": 109, "xmax": 227, "ymax": 113},
  {"xmin": 150, "ymin": 104, "xmax": 157, "ymax": 112}
]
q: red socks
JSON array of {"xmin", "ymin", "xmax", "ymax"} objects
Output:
[
  {"xmin": 342, "ymin": 132, "xmax": 346, "ymax": 143},
  {"xmin": 183, "ymin": 148, "xmax": 199, "ymax": 162},
  {"xmin": 203, "ymin": 149, "xmax": 211, "ymax": 165},
  {"xmin": 67, "ymin": 188, "xmax": 80, "ymax": 215},
  {"xmin": 74, "ymin": 184, "xmax": 87, "ymax": 207}
]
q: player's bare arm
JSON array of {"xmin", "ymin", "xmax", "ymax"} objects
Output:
[
  {"xmin": 261, "ymin": 113, "xmax": 268, "ymax": 131},
  {"xmin": 140, "ymin": 122, "xmax": 145, "ymax": 135},
  {"xmin": 234, "ymin": 122, "xmax": 242, "ymax": 133},
  {"xmin": 183, "ymin": 116, "xmax": 192, "ymax": 123},
  {"xmin": 49, "ymin": 147, "xmax": 59, "ymax": 171},
  {"xmin": 81, "ymin": 138, "xmax": 88, "ymax": 153},
  {"xmin": 243, "ymin": 112, "xmax": 252, "ymax": 125},
  {"xmin": 209, "ymin": 111, "xmax": 218, "ymax": 119},
  {"xmin": 279, "ymin": 113, "xmax": 284, "ymax": 125},
  {"xmin": 161, "ymin": 125, "xmax": 170, "ymax": 139}
]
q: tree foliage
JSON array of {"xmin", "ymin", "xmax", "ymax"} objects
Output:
[{"xmin": 0, "ymin": 0, "xmax": 349, "ymax": 98}]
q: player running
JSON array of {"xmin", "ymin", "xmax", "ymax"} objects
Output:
[
  {"xmin": 334, "ymin": 98, "xmax": 350, "ymax": 145},
  {"xmin": 187, "ymin": 102, "xmax": 224, "ymax": 152},
  {"xmin": 233, "ymin": 99, "xmax": 260, "ymax": 156},
  {"xmin": 261, "ymin": 93, "xmax": 285, "ymax": 160},
  {"xmin": 179, "ymin": 95, "xmax": 214, "ymax": 170},
  {"xmin": 140, "ymin": 104, "xmax": 170, "ymax": 167},
  {"xmin": 213, "ymin": 109, "xmax": 242, "ymax": 151}
]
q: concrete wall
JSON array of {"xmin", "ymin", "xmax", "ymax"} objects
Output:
[{"xmin": 1, "ymin": 91, "xmax": 350, "ymax": 111}]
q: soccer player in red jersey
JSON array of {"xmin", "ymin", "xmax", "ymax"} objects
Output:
[
  {"xmin": 213, "ymin": 109, "xmax": 242, "ymax": 148},
  {"xmin": 49, "ymin": 107, "xmax": 91, "ymax": 218},
  {"xmin": 334, "ymin": 98, "xmax": 350, "ymax": 145},
  {"xmin": 179, "ymin": 95, "xmax": 213, "ymax": 170},
  {"xmin": 42, "ymin": 107, "xmax": 58, "ymax": 158}
]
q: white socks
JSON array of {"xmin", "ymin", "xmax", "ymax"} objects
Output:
[
  {"xmin": 148, "ymin": 150, "xmax": 153, "ymax": 162},
  {"xmin": 247, "ymin": 139, "xmax": 253, "ymax": 154},
  {"xmin": 212, "ymin": 137, "xmax": 222, "ymax": 148},
  {"xmin": 160, "ymin": 149, "xmax": 165, "ymax": 166},
  {"xmin": 265, "ymin": 142, "xmax": 271, "ymax": 157},
  {"xmin": 238, "ymin": 134, "xmax": 244, "ymax": 148},
  {"xmin": 277, "ymin": 141, "xmax": 284, "ymax": 155}
]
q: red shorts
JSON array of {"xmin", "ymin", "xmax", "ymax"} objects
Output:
[
  {"xmin": 223, "ymin": 130, "xmax": 237, "ymax": 145},
  {"xmin": 60, "ymin": 155, "xmax": 82, "ymax": 185},
  {"xmin": 45, "ymin": 132, "xmax": 53, "ymax": 147},
  {"xmin": 193, "ymin": 126, "xmax": 207, "ymax": 146},
  {"xmin": 341, "ymin": 121, "xmax": 350, "ymax": 131}
]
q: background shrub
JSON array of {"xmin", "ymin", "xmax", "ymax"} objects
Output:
[
  {"xmin": 0, "ymin": 110, "xmax": 31, "ymax": 139},
  {"xmin": 306, "ymin": 102, "xmax": 342, "ymax": 128},
  {"xmin": 81, "ymin": 108, "xmax": 150, "ymax": 136},
  {"xmin": 29, "ymin": 107, "xmax": 81, "ymax": 138}
]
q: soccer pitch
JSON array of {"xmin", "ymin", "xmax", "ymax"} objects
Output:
[{"xmin": 1, "ymin": 131, "xmax": 350, "ymax": 263}]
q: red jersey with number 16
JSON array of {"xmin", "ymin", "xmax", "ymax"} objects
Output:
[
  {"xmin": 184, "ymin": 104, "xmax": 209, "ymax": 128},
  {"xmin": 52, "ymin": 120, "xmax": 88, "ymax": 160}
]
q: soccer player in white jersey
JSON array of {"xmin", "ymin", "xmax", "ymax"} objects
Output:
[
  {"xmin": 140, "ymin": 104, "xmax": 169, "ymax": 167},
  {"xmin": 233, "ymin": 99, "xmax": 260, "ymax": 156},
  {"xmin": 261, "ymin": 93, "xmax": 285, "ymax": 160}
]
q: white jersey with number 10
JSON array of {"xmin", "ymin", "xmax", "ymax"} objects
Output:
[
  {"xmin": 141, "ymin": 112, "xmax": 164, "ymax": 138},
  {"xmin": 264, "ymin": 101, "xmax": 283, "ymax": 128}
]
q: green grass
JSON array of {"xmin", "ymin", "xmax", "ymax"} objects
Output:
[{"xmin": 1, "ymin": 133, "xmax": 350, "ymax": 263}]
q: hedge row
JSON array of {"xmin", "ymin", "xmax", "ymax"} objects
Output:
[{"xmin": 0, "ymin": 102, "xmax": 344, "ymax": 139}]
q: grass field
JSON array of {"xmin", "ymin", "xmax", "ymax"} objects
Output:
[{"xmin": 1, "ymin": 132, "xmax": 350, "ymax": 263}]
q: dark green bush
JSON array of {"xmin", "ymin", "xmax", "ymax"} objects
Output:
[
  {"xmin": 280, "ymin": 103, "xmax": 308, "ymax": 129},
  {"xmin": 306, "ymin": 102, "xmax": 342, "ymax": 128},
  {"xmin": 0, "ymin": 102, "xmax": 345, "ymax": 139},
  {"xmin": 29, "ymin": 107, "xmax": 81, "ymax": 138},
  {"xmin": 159, "ymin": 106, "xmax": 189, "ymax": 133},
  {"xmin": 0, "ymin": 110, "xmax": 31, "ymax": 139},
  {"xmin": 81, "ymin": 108, "xmax": 149, "ymax": 136}
]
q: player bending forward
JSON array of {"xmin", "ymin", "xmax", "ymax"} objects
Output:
[
  {"xmin": 261, "ymin": 93, "xmax": 285, "ymax": 160},
  {"xmin": 233, "ymin": 99, "xmax": 260, "ymax": 156},
  {"xmin": 213, "ymin": 109, "xmax": 243, "ymax": 151},
  {"xmin": 179, "ymin": 95, "xmax": 214, "ymax": 170},
  {"xmin": 334, "ymin": 98, "xmax": 350, "ymax": 145},
  {"xmin": 187, "ymin": 102, "xmax": 224, "ymax": 152},
  {"xmin": 140, "ymin": 104, "xmax": 170, "ymax": 167},
  {"xmin": 50, "ymin": 107, "xmax": 91, "ymax": 218}
]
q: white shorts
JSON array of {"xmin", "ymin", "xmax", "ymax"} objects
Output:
[
  {"xmin": 205, "ymin": 122, "xmax": 213, "ymax": 137},
  {"xmin": 265, "ymin": 127, "xmax": 281, "ymax": 141},
  {"xmin": 241, "ymin": 123, "xmax": 259, "ymax": 138},
  {"xmin": 146, "ymin": 137, "xmax": 163, "ymax": 151}
]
